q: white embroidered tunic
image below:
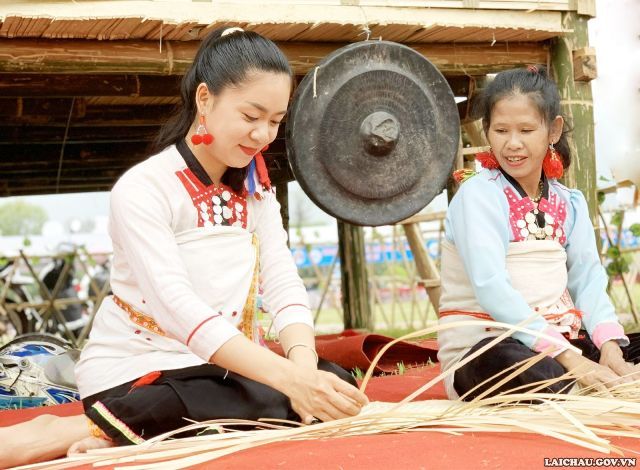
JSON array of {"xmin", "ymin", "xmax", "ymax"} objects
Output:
[{"xmin": 75, "ymin": 144, "xmax": 313, "ymax": 398}]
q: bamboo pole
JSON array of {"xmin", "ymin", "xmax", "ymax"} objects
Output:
[
  {"xmin": 337, "ymin": 221, "xmax": 372, "ymax": 330},
  {"xmin": 551, "ymin": 11, "xmax": 597, "ymax": 219},
  {"xmin": 402, "ymin": 223, "xmax": 440, "ymax": 314}
]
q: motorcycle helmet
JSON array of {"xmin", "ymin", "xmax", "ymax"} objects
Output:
[{"xmin": 0, "ymin": 334, "xmax": 80, "ymax": 409}]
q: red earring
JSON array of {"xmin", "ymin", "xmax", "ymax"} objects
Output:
[
  {"xmin": 476, "ymin": 148, "xmax": 500, "ymax": 170},
  {"xmin": 253, "ymin": 144, "xmax": 272, "ymax": 191},
  {"xmin": 543, "ymin": 143, "xmax": 563, "ymax": 179},
  {"xmin": 191, "ymin": 113, "xmax": 214, "ymax": 145}
]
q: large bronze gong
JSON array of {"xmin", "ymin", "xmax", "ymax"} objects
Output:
[{"xmin": 286, "ymin": 41, "xmax": 460, "ymax": 226}]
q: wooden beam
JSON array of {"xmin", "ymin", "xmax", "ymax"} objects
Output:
[
  {"xmin": 0, "ymin": 73, "xmax": 181, "ymax": 97},
  {"xmin": 0, "ymin": 100, "xmax": 176, "ymax": 126},
  {"xmin": 0, "ymin": 125, "xmax": 160, "ymax": 144},
  {"xmin": 0, "ymin": 141, "xmax": 151, "ymax": 163},
  {"xmin": 0, "ymin": 98, "xmax": 177, "ymax": 118},
  {"xmin": 0, "ymin": 139, "xmax": 293, "ymax": 196},
  {"xmin": 412, "ymin": 43, "xmax": 550, "ymax": 75},
  {"xmin": 1, "ymin": 180, "xmax": 116, "ymax": 196},
  {"xmin": 572, "ymin": 47, "xmax": 597, "ymax": 82},
  {"xmin": 0, "ymin": 39, "xmax": 548, "ymax": 76},
  {"xmin": 0, "ymin": 39, "xmax": 334, "ymax": 75},
  {"xmin": 0, "ymin": 72, "xmax": 472, "ymax": 98},
  {"xmin": 0, "ymin": 166, "xmax": 134, "ymax": 177},
  {"xmin": 0, "ymin": 140, "xmax": 289, "ymax": 162},
  {"xmin": 575, "ymin": 0, "xmax": 596, "ymax": 17}
]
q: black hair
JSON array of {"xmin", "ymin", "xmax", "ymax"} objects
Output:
[
  {"xmin": 152, "ymin": 28, "xmax": 293, "ymax": 193},
  {"xmin": 472, "ymin": 66, "xmax": 571, "ymax": 169}
]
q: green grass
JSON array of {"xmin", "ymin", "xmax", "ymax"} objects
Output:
[
  {"xmin": 609, "ymin": 283, "xmax": 640, "ymax": 332},
  {"xmin": 351, "ymin": 366, "xmax": 364, "ymax": 380},
  {"xmin": 312, "ymin": 301, "xmax": 439, "ymax": 338}
]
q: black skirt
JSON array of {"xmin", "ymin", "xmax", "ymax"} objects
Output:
[
  {"xmin": 83, "ymin": 359, "xmax": 356, "ymax": 445},
  {"xmin": 454, "ymin": 332, "xmax": 640, "ymax": 400}
]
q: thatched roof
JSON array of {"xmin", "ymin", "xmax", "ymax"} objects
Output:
[
  {"xmin": 0, "ymin": 1, "xmax": 575, "ymax": 43},
  {"xmin": 0, "ymin": 0, "xmax": 594, "ymax": 196}
]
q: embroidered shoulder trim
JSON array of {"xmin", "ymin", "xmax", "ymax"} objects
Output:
[
  {"xmin": 452, "ymin": 169, "xmax": 477, "ymax": 184},
  {"xmin": 175, "ymin": 168, "xmax": 248, "ymax": 229}
]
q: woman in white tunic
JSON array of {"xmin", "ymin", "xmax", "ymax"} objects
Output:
[
  {"xmin": 437, "ymin": 66, "xmax": 640, "ymax": 400},
  {"xmin": 0, "ymin": 27, "xmax": 367, "ymax": 467}
]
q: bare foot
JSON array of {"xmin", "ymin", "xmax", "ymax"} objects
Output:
[
  {"xmin": 68, "ymin": 436, "xmax": 114, "ymax": 455},
  {"xmin": 0, "ymin": 414, "xmax": 90, "ymax": 468}
]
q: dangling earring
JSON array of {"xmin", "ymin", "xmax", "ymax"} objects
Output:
[
  {"xmin": 476, "ymin": 148, "xmax": 500, "ymax": 170},
  {"xmin": 247, "ymin": 144, "xmax": 272, "ymax": 198},
  {"xmin": 191, "ymin": 113, "xmax": 214, "ymax": 145},
  {"xmin": 254, "ymin": 145, "xmax": 272, "ymax": 191},
  {"xmin": 543, "ymin": 143, "xmax": 563, "ymax": 179}
]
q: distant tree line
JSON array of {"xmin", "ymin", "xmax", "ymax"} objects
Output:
[{"xmin": 0, "ymin": 201, "xmax": 48, "ymax": 236}]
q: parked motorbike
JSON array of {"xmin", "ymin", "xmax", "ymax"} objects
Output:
[
  {"xmin": 38, "ymin": 243, "xmax": 88, "ymax": 339},
  {"xmin": 0, "ymin": 260, "xmax": 39, "ymax": 338},
  {"xmin": 0, "ymin": 333, "xmax": 80, "ymax": 409}
]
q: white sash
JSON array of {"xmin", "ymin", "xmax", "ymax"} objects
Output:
[{"xmin": 437, "ymin": 239, "xmax": 580, "ymax": 399}]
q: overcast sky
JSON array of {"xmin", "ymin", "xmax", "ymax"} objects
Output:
[{"xmin": 0, "ymin": 0, "xmax": 637, "ymax": 232}]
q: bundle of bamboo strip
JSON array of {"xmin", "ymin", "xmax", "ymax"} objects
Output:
[{"xmin": 15, "ymin": 319, "xmax": 640, "ymax": 470}]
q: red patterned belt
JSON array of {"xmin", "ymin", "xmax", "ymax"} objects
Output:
[{"xmin": 112, "ymin": 294, "xmax": 166, "ymax": 336}]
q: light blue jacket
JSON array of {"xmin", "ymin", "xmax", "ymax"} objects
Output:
[{"xmin": 444, "ymin": 169, "xmax": 628, "ymax": 350}]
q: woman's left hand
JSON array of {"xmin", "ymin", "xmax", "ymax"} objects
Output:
[{"xmin": 599, "ymin": 340, "xmax": 639, "ymax": 381}]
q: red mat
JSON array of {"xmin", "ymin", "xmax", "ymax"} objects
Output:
[
  {"xmin": 2, "ymin": 367, "xmax": 638, "ymax": 469},
  {"xmin": 267, "ymin": 330, "xmax": 439, "ymax": 374},
  {"xmin": 1, "ymin": 336, "xmax": 639, "ymax": 469}
]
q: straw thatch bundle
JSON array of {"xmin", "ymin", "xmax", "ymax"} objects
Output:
[{"xmin": 15, "ymin": 319, "xmax": 640, "ymax": 470}]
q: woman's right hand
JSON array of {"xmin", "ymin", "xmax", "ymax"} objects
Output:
[
  {"xmin": 210, "ymin": 335, "xmax": 368, "ymax": 424},
  {"xmin": 282, "ymin": 366, "xmax": 369, "ymax": 424},
  {"xmin": 555, "ymin": 350, "xmax": 626, "ymax": 393}
]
